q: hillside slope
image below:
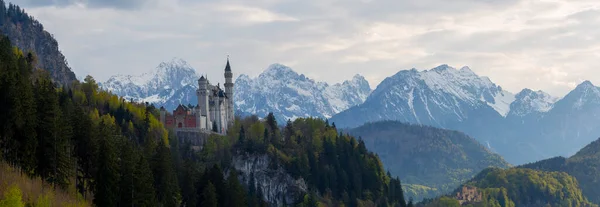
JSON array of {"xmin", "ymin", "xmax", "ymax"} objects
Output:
[
  {"xmin": 0, "ymin": 1, "xmax": 77, "ymax": 85},
  {"xmin": 520, "ymin": 138, "xmax": 600, "ymax": 204},
  {"xmin": 347, "ymin": 121, "xmax": 510, "ymax": 201},
  {"xmin": 421, "ymin": 168, "xmax": 596, "ymax": 207}
]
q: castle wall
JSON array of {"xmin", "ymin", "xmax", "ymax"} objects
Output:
[{"xmin": 185, "ymin": 115, "xmax": 197, "ymax": 128}]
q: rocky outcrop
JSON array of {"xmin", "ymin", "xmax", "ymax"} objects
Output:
[{"xmin": 232, "ymin": 154, "xmax": 307, "ymax": 206}]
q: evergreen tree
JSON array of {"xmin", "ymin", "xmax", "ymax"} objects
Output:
[
  {"xmin": 34, "ymin": 75, "xmax": 72, "ymax": 188},
  {"xmin": 119, "ymin": 141, "xmax": 136, "ymax": 206},
  {"xmin": 227, "ymin": 170, "xmax": 247, "ymax": 207},
  {"xmin": 407, "ymin": 198, "xmax": 414, "ymax": 207},
  {"xmin": 94, "ymin": 120, "xmax": 120, "ymax": 207},
  {"xmin": 201, "ymin": 182, "xmax": 218, "ymax": 207},
  {"xmin": 180, "ymin": 160, "xmax": 198, "ymax": 207},
  {"xmin": 207, "ymin": 164, "xmax": 226, "ymax": 206},
  {"xmin": 133, "ymin": 155, "xmax": 157, "ymax": 207},
  {"xmin": 239, "ymin": 125, "xmax": 246, "ymax": 144},
  {"xmin": 152, "ymin": 141, "xmax": 181, "ymax": 206},
  {"xmin": 72, "ymin": 105, "xmax": 98, "ymax": 198}
]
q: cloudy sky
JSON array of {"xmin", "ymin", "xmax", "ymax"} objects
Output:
[{"xmin": 9, "ymin": 0, "xmax": 600, "ymax": 96}]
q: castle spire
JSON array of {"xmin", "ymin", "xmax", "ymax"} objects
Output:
[{"xmin": 225, "ymin": 55, "xmax": 231, "ymax": 72}]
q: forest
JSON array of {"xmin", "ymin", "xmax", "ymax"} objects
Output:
[
  {"xmin": 347, "ymin": 121, "xmax": 510, "ymax": 201},
  {"xmin": 0, "ymin": 30, "xmax": 409, "ymax": 206},
  {"xmin": 520, "ymin": 138, "xmax": 600, "ymax": 204}
]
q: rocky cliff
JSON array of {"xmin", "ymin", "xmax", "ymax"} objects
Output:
[{"xmin": 232, "ymin": 154, "xmax": 307, "ymax": 206}]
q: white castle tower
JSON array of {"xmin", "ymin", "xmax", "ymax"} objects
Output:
[
  {"xmin": 162, "ymin": 57, "xmax": 235, "ymax": 134},
  {"xmin": 224, "ymin": 56, "xmax": 234, "ymax": 125}
]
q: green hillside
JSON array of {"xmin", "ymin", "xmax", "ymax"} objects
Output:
[
  {"xmin": 420, "ymin": 168, "xmax": 596, "ymax": 207},
  {"xmin": 520, "ymin": 138, "xmax": 600, "ymax": 204},
  {"xmin": 348, "ymin": 121, "xmax": 511, "ymax": 200}
]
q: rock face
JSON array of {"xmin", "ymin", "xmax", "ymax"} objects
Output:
[
  {"xmin": 0, "ymin": 3, "xmax": 78, "ymax": 86},
  {"xmin": 232, "ymin": 154, "xmax": 307, "ymax": 206}
]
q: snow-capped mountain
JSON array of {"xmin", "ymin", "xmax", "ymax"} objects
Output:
[
  {"xmin": 100, "ymin": 58, "xmax": 200, "ymax": 109},
  {"xmin": 101, "ymin": 60, "xmax": 372, "ymax": 123},
  {"xmin": 235, "ymin": 63, "xmax": 372, "ymax": 122},
  {"xmin": 332, "ymin": 64, "xmax": 513, "ymax": 129},
  {"xmin": 332, "ymin": 64, "xmax": 600, "ymax": 165},
  {"xmin": 508, "ymin": 89, "xmax": 558, "ymax": 117}
]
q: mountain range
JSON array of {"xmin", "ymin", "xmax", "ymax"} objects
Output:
[
  {"xmin": 102, "ymin": 61, "xmax": 600, "ymax": 165},
  {"xmin": 100, "ymin": 59, "xmax": 372, "ymax": 123},
  {"xmin": 331, "ymin": 65, "xmax": 600, "ymax": 165}
]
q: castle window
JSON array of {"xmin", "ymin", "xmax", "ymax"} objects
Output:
[{"xmin": 178, "ymin": 123, "xmax": 183, "ymax": 128}]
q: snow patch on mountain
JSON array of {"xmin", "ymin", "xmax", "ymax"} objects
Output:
[
  {"xmin": 234, "ymin": 63, "xmax": 372, "ymax": 122},
  {"xmin": 509, "ymin": 89, "xmax": 558, "ymax": 117},
  {"xmin": 418, "ymin": 65, "xmax": 514, "ymax": 117},
  {"xmin": 100, "ymin": 58, "xmax": 199, "ymax": 108}
]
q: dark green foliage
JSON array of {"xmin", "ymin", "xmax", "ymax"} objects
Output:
[
  {"xmin": 420, "ymin": 168, "xmax": 596, "ymax": 207},
  {"xmin": 0, "ymin": 35, "xmax": 37, "ymax": 176},
  {"xmin": 520, "ymin": 138, "xmax": 600, "ymax": 204},
  {"xmin": 348, "ymin": 121, "xmax": 511, "ymax": 201},
  {"xmin": 132, "ymin": 155, "xmax": 157, "ymax": 206},
  {"xmin": 152, "ymin": 141, "xmax": 181, "ymax": 206},
  {"xmin": 94, "ymin": 120, "xmax": 120, "ymax": 207},
  {"xmin": 233, "ymin": 117, "xmax": 408, "ymax": 206},
  {"xmin": 201, "ymin": 182, "xmax": 218, "ymax": 207},
  {"xmin": 226, "ymin": 170, "xmax": 247, "ymax": 207},
  {"xmin": 0, "ymin": 31, "xmax": 258, "ymax": 207},
  {"xmin": 34, "ymin": 73, "xmax": 72, "ymax": 188}
]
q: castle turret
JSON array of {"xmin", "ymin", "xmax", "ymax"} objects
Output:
[
  {"xmin": 197, "ymin": 75, "xmax": 210, "ymax": 129},
  {"xmin": 159, "ymin": 106, "xmax": 166, "ymax": 125},
  {"xmin": 224, "ymin": 56, "xmax": 234, "ymax": 124}
]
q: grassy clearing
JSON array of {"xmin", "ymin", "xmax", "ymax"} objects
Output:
[{"xmin": 0, "ymin": 162, "xmax": 90, "ymax": 207}]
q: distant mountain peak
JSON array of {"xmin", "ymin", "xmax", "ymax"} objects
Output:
[
  {"xmin": 575, "ymin": 80, "xmax": 596, "ymax": 90},
  {"xmin": 235, "ymin": 64, "xmax": 371, "ymax": 122},
  {"xmin": 101, "ymin": 58, "xmax": 200, "ymax": 105},
  {"xmin": 509, "ymin": 88, "xmax": 557, "ymax": 116},
  {"xmin": 431, "ymin": 64, "xmax": 452, "ymax": 72},
  {"xmin": 265, "ymin": 63, "xmax": 295, "ymax": 73}
]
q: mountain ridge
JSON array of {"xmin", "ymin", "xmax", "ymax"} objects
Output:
[
  {"xmin": 100, "ymin": 60, "xmax": 373, "ymax": 123},
  {"xmin": 331, "ymin": 65, "xmax": 599, "ymax": 165},
  {"xmin": 347, "ymin": 120, "xmax": 511, "ymax": 201},
  {"xmin": 0, "ymin": 1, "xmax": 77, "ymax": 85}
]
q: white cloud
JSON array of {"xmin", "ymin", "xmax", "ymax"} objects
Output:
[{"xmin": 7, "ymin": 0, "xmax": 600, "ymax": 97}]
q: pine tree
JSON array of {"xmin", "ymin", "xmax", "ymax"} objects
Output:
[
  {"xmin": 152, "ymin": 141, "xmax": 181, "ymax": 206},
  {"xmin": 133, "ymin": 155, "xmax": 157, "ymax": 207},
  {"xmin": 72, "ymin": 106, "xmax": 98, "ymax": 198},
  {"xmin": 201, "ymin": 182, "xmax": 218, "ymax": 207},
  {"xmin": 119, "ymin": 141, "xmax": 136, "ymax": 206},
  {"xmin": 34, "ymin": 75, "xmax": 71, "ymax": 188},
  {"xmin": 207, "ymin": 164, "xmax": 226, "ymax": 206},
  {"xmin": 239, "ymin": 125, "xmax": 246, "ymax": 144},
  {"xmin": 226, "ymin": 170, "xmax": 247, "ymax": 207},
  {"xmin": 180, "ymin": 160, "xmax": 198, "ymax": 207},
  {"xmin": 94, "ymin": 120, "xmax": 120, "ymax": 207}
]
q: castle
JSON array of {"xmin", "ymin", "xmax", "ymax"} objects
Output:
[
  {"xmin": 160, "ymin": 58, "xmax": 235, "ymax": 134},
  {"xmin": 455, "ymin": 185, "xmax": 483, "ymax": 205}
]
